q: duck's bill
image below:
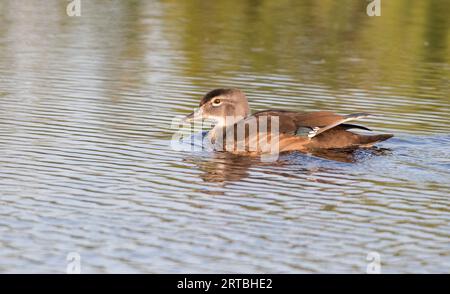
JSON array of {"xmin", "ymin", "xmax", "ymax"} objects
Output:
[{"xmin": 183, "ymin": 108, "xmax": 203, "ymax": 122}]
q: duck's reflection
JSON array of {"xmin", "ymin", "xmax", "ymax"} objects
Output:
[
  {"xmin": 185, "ymin": 147, "xmax": 392, "ymax": 184},
  {"xmin": 187, "ymin": 152, "xmax": 255, "ymax": 183},
  {"xmin": 308, "ymin": 147, "xmax": 392, "ymax": 163}
]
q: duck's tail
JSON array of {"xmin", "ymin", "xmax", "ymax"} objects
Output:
[
  {"xmin": 354, "ymin": 133, "xmax": 393, "ymax": 148},
  {"xmin": 305, "ymin": 128, "xmax": 393, "ymax": 150}
]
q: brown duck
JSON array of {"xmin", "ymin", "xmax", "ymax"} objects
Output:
[{"xmin": 184, "ymin": 88, "xmax": 393, "ymax": 155}]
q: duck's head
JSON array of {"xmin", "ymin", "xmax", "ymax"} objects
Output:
[{"xmin": 184, "ymin": 88, "xmax": 249, "ymax": 126}]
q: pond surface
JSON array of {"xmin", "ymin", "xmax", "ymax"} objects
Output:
[{"xmin": 0, "ymin": 0, "xmax": 449, "ymax": 273}]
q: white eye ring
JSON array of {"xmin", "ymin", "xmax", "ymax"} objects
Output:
[{"xmin": 212, "ymin": 98, "xmax": 222, "ymax": 106}]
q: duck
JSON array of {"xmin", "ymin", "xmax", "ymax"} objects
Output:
[{"xmin": 184, "ymin": 88, "xmax": 393, "ymax": 155}]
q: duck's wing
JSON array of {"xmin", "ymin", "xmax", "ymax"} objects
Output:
[
  {"xmin": 253, "ymin": 110, "xmax": 372, "ymax": 138},
  {"xmin": 299, "ymin": 112, "xmax": 373, "ymax": 138}
]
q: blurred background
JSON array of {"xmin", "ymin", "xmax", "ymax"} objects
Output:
[{"xmin": 0, "ymin": 0, "xmax": 449, "ymax": 273}]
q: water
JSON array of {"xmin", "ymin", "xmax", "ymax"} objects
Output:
[{"xmin": 0, "ymin": 0, "xmax": 449, "ymax": 273}]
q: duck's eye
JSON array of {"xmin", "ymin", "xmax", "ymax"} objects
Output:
[{"xmin": 212, "ymin": 98, "xmax": 222, "ymax": 106}]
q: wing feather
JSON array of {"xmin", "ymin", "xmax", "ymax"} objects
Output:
[{"xmin": 252, "ymin": 110, "xmax": 373, "ymax": 139}]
